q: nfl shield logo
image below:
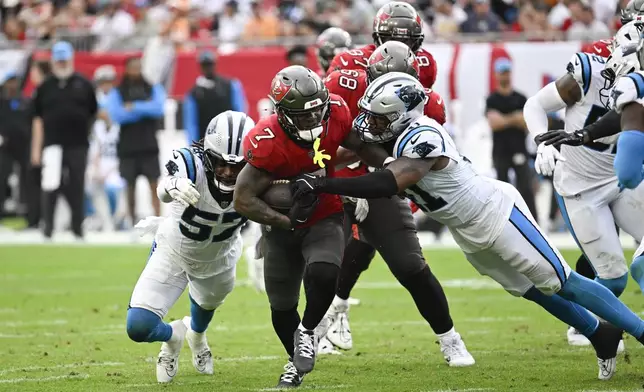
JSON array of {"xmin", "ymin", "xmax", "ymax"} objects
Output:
[{"xmin": 220, "ymin": 201, "xmax": 230, "ymax": 208}]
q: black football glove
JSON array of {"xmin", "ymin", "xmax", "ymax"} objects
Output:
[
  {"xmin": 288, "ymin": 195, "xmax": 320, "ymax": 227},
  {"xmin": 290, "ymin": 174, "xmax": 326, "ymax": 201},
  {"xmin": 534, "ymin": 129, "xmax": 588, "ymax": 148}
]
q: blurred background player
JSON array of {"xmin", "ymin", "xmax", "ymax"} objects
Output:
[
  {"xmin": 319, "ymin": 42, "xmax": 472, "ymax": 369},
  {"xmin": 329, "ymin": 1, "xmax": 437, "ymax": 89},
  {"xmin": 128, "ymin": 111, "xmax": 253, "ymax": 383},
  {"xmin": 85, "ymin": 65, "xmax": 125, "ymax": 232},
  {"xmin": 315, "ymin": 27, "xmax": 352, "ymax": 76},
  {"xmin": 105, "ymin": 56, "xmax": 165, "ymax": 228}
]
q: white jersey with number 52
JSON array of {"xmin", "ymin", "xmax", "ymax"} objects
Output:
[
  {"xmin": 392, "ymin": 116, "xmax": 516, "ymax": 253},
  {"xmin": 555, "ymin": 52, "xmax": 618, "ymax": 196},
  {"xmin": 155, "ymin": 146, "xmax": 247, "ymax": 278}
]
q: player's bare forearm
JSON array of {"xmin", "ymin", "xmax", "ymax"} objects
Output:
[
  {"xmin": 332, "ymin": 147, "xmax": 359, "ymax": 170},
  {"xmin": 233, "ymin": 164, "xmax": 291, "ymax": 230},
  {"xmin": 386, "ymin": 157, "xmax": 436, "ymax": 191},
  {"xmin": 341, "ymin": 130, "xmax": 389, "ymax": 168},
  {"xmin": 621, "ymin": 103, "xmax": 644, "ymax": 132}
]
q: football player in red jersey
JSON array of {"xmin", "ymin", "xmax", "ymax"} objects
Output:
[
  {"xmin": 328, "ymin": 1, "xmax": 437, "ymax": 89},
  {"xmin": 581, "ymin": 1, "xmax": 644, "ymax": 58},
  {"xmin": 319, "ymin": 41, "xmax": 470, "ymax": 364},
  {"xmin": 316, "ymin": 27, "xmax": 352, "ymax": 76},
  {"xmin": 233, "ymin": 66, "xmax": 390, "ymax": 388}
]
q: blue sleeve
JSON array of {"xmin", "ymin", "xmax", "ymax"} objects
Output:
[
  {"xmin": 230, "ymin": 79, "xmax": 247, "ymax": 113},
  {"xmin": 105, "ymin": 89, "xmax": 141, "ymax": 125},
  {"xmin": 183, "ymin": 92, "xmax": 200, "ymax": 145},
  {"xmin": 614, "ymin": 130, "xmax": 644, "ymax": 189},
  {"xmin": 132, "ymin": 85, "xmax": 166, "ymax": 118}
]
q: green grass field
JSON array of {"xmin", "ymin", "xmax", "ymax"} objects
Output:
[{"xmin": 1, "ymin": 246, "xmax": 643, "ymax": 392}]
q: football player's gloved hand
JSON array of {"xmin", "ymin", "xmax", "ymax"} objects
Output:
[
  {"xmin": 354, "ymin": 198, "xmax": 369, "ymax": 222},
  {"xmin": 165, "ymin": 177, "xmax": 200, "ymax": 207},
  {"xmin": 290, "ymin": 173, "xmax": 325, "ymax": 201},
  {"xmin": 535, "ymin": 142, "xmax": 566, "ymax": 176},
  {"xmin": 288, "ymin": 195, "xmax": 320, "ymax": 227},
  {"xmin": 534, "ymin": 129, "xmax": 588, "ymax": 148}
]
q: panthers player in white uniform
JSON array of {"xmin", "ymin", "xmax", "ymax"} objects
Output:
[
  {"xmin": 292, "ymin": 72, "xmax": 644, "ymax": 380},
  {"xmin": 522, "ymin": 21, "xmax": 644, "ymax": 347},
  {"xmin": 126, "ymin": 111, "xmax": 253, "ymax": 383}
]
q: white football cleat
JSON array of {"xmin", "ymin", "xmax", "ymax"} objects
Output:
[
  {"xmin": 183, "ymin": 316, "xmax": 214, "ymax": 375},
  {"xmin": 439, "ymin": 330, "xmax": 475, "ymax": 367},
  {"xmin": 317, "ymin": 336, "xmax": 342, "ymax": 355},
  {"xmin": 156, "ymin": 319, "xmax": 188, "ymax": 383},
  {"xmin": 597, "ymin": 357, "xmax": 617, "ymax": 380},
  {"xmin": 567, "ymin": 327, "xmax": 591, "ymax": 346},
  {"xmin": 327, "ymin": 311, "xmax": 353, "ymax": 350},
  {"xmin": 568, "ymin": 327, "xmax": 625, "ymax": 353}
]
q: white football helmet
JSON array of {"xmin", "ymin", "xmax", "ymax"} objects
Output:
[
  {"xmin": 602, "ymin": 21, "xmax": 644, "ymax": 88},
  {"xmin": 203, "ymin": 110, "xmax": 255, "ymax": 193},
  {"xmin": 354, "ymin": 72, "xmax": 427, "ymax": 143}
]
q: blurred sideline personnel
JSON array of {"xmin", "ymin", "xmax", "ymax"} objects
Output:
[
  {"xmin": 292, "ymin": 72, "xmax": 644, "ymax": 381},
  {"xmin": 329, "ymin": 1, "xmax": 437, "ymax": 89},
  {"xmin": 86, "ymin": 65, "xmax": 126, "ymax": 232},
  {"xmin": 25, "ymin": 61, "xmax": 51, "ymax": 229},
  {"xmin": 105, "ymin": 56, "xmax": 165, "ymax": 225},
  {"xmin": 286, "ymin": 45, "xmax": 309, "ymax": 67},
  {"xmin": 319, "ymin": 42, "xmax": 474, "ymax": 368},
  {"xmin": 183, "ymin": 51, "xmax": 247, "ymax": 145},
  {"xmin": 0, "ymin": 72, "xmax": 31, "ymax": 219},
  {"xmin": 127, "ymin": 111, "xmax": 253, "ymax": 383},
  {"xmin": 31, "ymin": 41, "xmax": 98, "ymax": 239},
  {"xmin": 485, "ymin": 58, "xmax": 537, "ymax": 218},
  {"xmin": 234, "ymin": 66, "xmax": 393, "ymax": 388}
]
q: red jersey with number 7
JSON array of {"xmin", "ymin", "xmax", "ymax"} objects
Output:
[
  {"xmin": 329, "ymin": 44, "xmax": 438, "ymax": 89},
  {"xmin": 242, "ymin": 94, "xmax": 353, "ymax": 227}
]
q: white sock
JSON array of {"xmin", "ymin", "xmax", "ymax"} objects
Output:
[
  {"xmin": 437, "ymin": 327, "xmax": 457, "ymax": 341},
  {"xmin": 298, "ymin": 322, "xmax": 312, "ymax": 332},
  {"xmin": 332, "ymin": 295, "xmax": 349, "ymax": 312}
]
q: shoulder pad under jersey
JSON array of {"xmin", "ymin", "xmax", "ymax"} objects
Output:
[
  {"xmin": 394, "ymin": 124, "xmax": 446, "ymax": 160},
  {"xmin": 166, "ymin": 147, "xmax": 197, "ymax": 183},
  {"xmin": 611, "ymin": 71, "xmax": 644, "ymax": 112}
]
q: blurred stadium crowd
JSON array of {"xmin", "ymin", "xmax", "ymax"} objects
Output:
[
  {"xmin": 0, "ymin": 0, "xmax": 625, "ymax": 239},
  {"xmin": 0, "ymin": 0, "xmax": 627, "ymax": 48}
]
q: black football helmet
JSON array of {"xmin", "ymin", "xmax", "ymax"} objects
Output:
[
  {"xmin": 268, "ymin": 65, "xmax": 330, "ymax": 144},
  {"xmin": 316, "ymin": 27, "xmax": 352, "ymax": 74},
  {"xmin": 372, "ymin": 2, "xmax": 424, "ymax": 52},
  {"xmin": 366, "ymin": 41, "xmax": 420, "ymax": 83}
]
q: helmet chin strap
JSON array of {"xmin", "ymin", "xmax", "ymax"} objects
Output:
[{"xmin": 297, "ymin": 126, "xmax": 323, "ymax": 141}]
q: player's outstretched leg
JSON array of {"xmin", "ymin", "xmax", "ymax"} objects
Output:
[
  {"xmin": 323, "ymin": 237, "xmax": 375, "ymax": 352},
  {"xmin": 523, "ymin": 287, "xmax": 622, "ymax": 380},
  {"xmin": 630, "ymin": 241, "xmax": 644, "ymax": 294},
  {"xmin": 126, "ymin": 307, "xmax": 187, "ymax": 383},
  {"xmin": 184, "ymin": 296, "xmax": 216, "ymax": 375}
]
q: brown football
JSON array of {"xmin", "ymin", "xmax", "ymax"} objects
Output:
[{"xmin": 261, "ymin": 180, "xmax": 293, "ymax": 212}]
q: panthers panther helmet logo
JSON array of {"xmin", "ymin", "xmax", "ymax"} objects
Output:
[{"xmin": 396, "ymin": 84, "xmax": 426, "ymax": 111}]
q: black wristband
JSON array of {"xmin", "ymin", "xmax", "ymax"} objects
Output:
[{"xmin": 317, "ymin": 170, "xmax": 399, "ymax": 199}]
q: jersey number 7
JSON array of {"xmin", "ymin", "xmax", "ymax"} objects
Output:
[{"xmin": 250, "ymin": 127, "xmax": 275, "ymax": 148}]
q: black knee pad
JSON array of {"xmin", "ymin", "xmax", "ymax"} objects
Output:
[
  {"xmin": 344, "ymin": 239, "xmax": 376, "ymax": 273},
  {"xmin": 305, "ymin": 262, "xmax": 340, "ymax": 286}
]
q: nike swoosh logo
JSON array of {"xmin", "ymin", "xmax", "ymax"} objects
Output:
[
  {"xmin": 594, "ymin": 45, "xmax": 603, "ymax": 54},
  {"xmin": 410, "ymin": 134, "xmax": 421, "ymax": 145},
  {"xmin": 173, "ymin": 151, "xmax": 179, "ymax": 159},
  {"xmin": 340, "ymin": 57, "xmax": 349, "ymax": 66},
  {"xmin": 436, "ymin": 96, "xmax": 443, "ymax": 106}
]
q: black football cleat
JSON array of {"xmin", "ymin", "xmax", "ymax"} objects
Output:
[
  {"xmin": 588, "ymin": 322, "xmax": 623, "ymax": 380},
  {"xmin": 293, "ymin": 329, "xmax": 318, "ymax": 374},
  {"xmin": 276, "ymin": 360, "xmax": 304, "ymax": 388}
]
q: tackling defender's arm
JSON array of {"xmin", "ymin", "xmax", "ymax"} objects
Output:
[
  {"xmin": 233, "ymin": 164, "xmax": 292, "ymax": 230},
  {"xmin": 156, "ymin": 149, "xmax": 200, "ymax": 207},
  {"xmin": 611, "ymin": 74, "xmax": 644, "ymax": 189},
  {"xmin": 536, "ymin": 110, "xmax": 622, "ymax": 147},
  {"xmin": 296, "ymin": 157, "xmax": 436, "ymax": 199}
]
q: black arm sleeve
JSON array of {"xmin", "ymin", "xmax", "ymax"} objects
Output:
[
  {"xmin": 583, "ymin": 109, "xmax": 622, "ymax": 143},
  {"xmin": 317, "ymin": 170, "xmax": 399, "ymax": 199}
]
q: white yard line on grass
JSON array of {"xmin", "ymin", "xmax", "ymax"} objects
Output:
[
  {"xmin": 0, "ymin": 319, "xmax": 68, "ymax": 327},
  {"xmin": 0, "ymin": 362, "xmax": 124, "ymax": 376},
  {"xmin": 0, "ymin": 374, "xmax": 89, "ymax": 384}
]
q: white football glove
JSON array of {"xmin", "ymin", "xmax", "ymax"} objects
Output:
[
  {"xmin": 354, "ymin": 198, "xmax": 369, "ymax": 223},
  {"xmin": 535, "ymin": 142, "xmax": 566, "ymax": 176},
  {"xmin": 165, "ymin": 177, "xmax": 200, "ymax": 207}
]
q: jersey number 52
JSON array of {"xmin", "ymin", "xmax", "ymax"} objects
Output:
[{"xmin": 180, "ymin": 206, "xmax": 248, "ymax": 242}]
